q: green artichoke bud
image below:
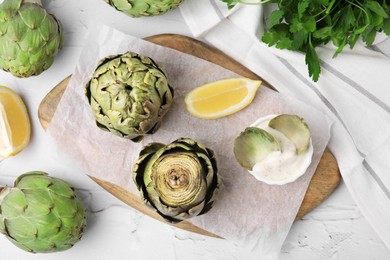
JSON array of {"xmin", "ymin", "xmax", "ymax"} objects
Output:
[
  {"xmin": 0, "ymin": 0, "xmax": 64, "ymax": 78},
  {"xmin": 86, "ymin": 51, "xmax": 174, "ymax": 142},
  {"xmin": 104, "ymin": 0, "xmax": 184, "ymax": 18},
  {"xmin": 0, "ymin": 171, "xmax": 86, "ymax": 253},
  {"xmin": 133, "ymin": 138, "xmax": 221, "ymax": 223}
]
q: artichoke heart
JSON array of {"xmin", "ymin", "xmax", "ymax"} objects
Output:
[
  {"xmin": 104, "ymin": 0, "xmax": 184, "ymax": 18},
  {"xmin": 86, "ymin": 52, "xmax": 174, "ymax": 142},
  {"xmin": 0, "ymin": 0, "xmax": 64, "ymax": 78},
  {"xmin": 133, "ymin": 138, "xmax": 221, "ymax": 223},
  {"xmin": 0, "ymin": 171, "xmax": 86, "ymax": 253}
]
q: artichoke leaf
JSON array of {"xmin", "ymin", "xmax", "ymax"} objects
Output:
[
  {"xmin": 1, "ymin": 188, "xmax": 29, "ymax": 217},
  {"xmin": 268, "ymin": 114, "xmax": 311, "ymax": 154},
  {"xmin": 21, "ymin": 238, "xmax": 57, "ymax": 253},
  {"xmin": 15, "ymin": 171, "xmax": 49, "ymax": 187},
  {"xmin": 23, "ymin": 189, "xmax": 53, "ymax": 216},
  {"xmin": 4, "ymin": 217, "xmax": 37, "ymax": 243},
  {"xmin": 18, "ymin": 4, "xmax": 46, "ymax": 30},
  {"xmin": 234, "ymin": 127, "xmax": 281, "ymax": 170},
  {"xmin": 49, "ymin": 179, "xmax": 78, "ymax": 198},
  {"xmin": 140, "ymin": 142, "xmax": 165, "ymax": 157},
  {"xmin": 5, "ymin": 15, "xmax": 27, "ymax": 42},
  {"xmin": 197, "ymin": 152, "xmax": 216, "ymax": 185},
  {"xmin": 6, "ymin": 235, "xmax": 35, "ymax": 252},
  {"xmin": 0, "ymin": 0, "xmax": 22, "ymax": 20},
  {"xmin": 29, "ymin": 213, "xmax": 62, "ymax": 239}
]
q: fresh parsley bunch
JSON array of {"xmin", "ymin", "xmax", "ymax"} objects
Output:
[{"xmin": 222, "ymin": 0, "xmax": 390, "ymax": 82}]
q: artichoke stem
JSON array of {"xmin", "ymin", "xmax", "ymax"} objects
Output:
[{"xmin": 23, "ymin": 0, "xmax": 43, "ymax": 6}]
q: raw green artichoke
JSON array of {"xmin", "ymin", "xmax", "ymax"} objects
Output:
[
  {"xmin": 133, "ymin": 138, "xmax": 221, "ymax": 223},
  {"xmin": 86, "ymin": 51, "xmax": 174, "ymax": 142},
  {"xmin": 0, "ymin": 171, "xmax": 86, "ymax": 253},
  {"xmin": 0, "ymin": 0, "xmax": 64, "ymax": 78},
  {"xmin": 104, "ymin": 0, "xmax": 184, "ymax": 18}
]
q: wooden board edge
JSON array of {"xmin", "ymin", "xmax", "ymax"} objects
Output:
[
  {"xmin": 295, "ymin": 149, "xmax": 341, "ymax": 220},
  {"xmin": 90, "ymin": 176, "xmax": 221, "ymax": 238},
  {"xmin": 144, "ymin": 34, "xmax": 274, "ymax": 89}
]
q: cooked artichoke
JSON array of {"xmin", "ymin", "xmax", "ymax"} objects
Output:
[
  {"xmin": 133, "ymin": 138, "xmax": 221, "ymax": 223},
  {"xmin": 0, "ymin": 171, "xmax": 86, "ymax": 253},
  {"xmin": 0, "ymin": 0, "xmax": 63, "ymax": 77},
  {"xmin": 86, "ymin": 51, "xmax": 174, "ymax": 142},
  {"xmin": 104, "ymin": 0, "xmax": 184, "ymax": 18}
]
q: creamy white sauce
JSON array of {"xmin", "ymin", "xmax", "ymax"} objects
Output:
[{"xmin": 248, "ymin": 115, "xmax": 313, "ymax": 185}]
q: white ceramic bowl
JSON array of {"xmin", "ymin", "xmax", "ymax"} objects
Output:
[{"xmin": 247, "ymin": 114, "xmax": 314, "ymax": 185}]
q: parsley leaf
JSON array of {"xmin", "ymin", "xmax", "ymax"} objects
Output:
[
  {"xmin": 297, "ymin": 0, "xmax": 310, "ymax": 19},
  {"xmin": 365, "ymin": 1, "xmax": 389, "ymax": 18},
  {"xmin": 306, "ymin": 40, "xmax": 321, "ymax": 82},
  {"xmin": 220, "ymin": 0, "xmax": 239, "ymax": 9},
  {"xmin": 269, "ymin": 9, "xmax": 284, "ymax": 28}
]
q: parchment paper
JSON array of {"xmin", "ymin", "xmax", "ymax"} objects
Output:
[{"xmin": 47, "ymin": 25, "xmax": 332, "ymax": 257}]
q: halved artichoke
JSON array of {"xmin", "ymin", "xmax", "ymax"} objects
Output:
[
  {"xmin": 86, "ymin": 51, "xmax": 174, "ymax": 142},
  {"xmin": 0, "ymin": 171, "xmax": 86, "ymax": 253},
  {"xmin": 0, "ymin": 0, "xmax": 63, "ymax": 77},
  {"xmin": 133, "ymin": 138, "xmax": 221, "ymax": 223},
  {"xmin": 104, "ymin": 0, "xmax": 184, "ymax": 18}
]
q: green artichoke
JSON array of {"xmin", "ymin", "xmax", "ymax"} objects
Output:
[
  {"xmin": 86, "ymin": 51, "xmax": 174, "ymax": 142},
  {"xmin": 0, "ymin": 0, "xmax": 64, "ymax": 78},
  {"xmin": 104, "ymin": 0, "xmax": 184, "ymax": 18},
  {"xmin": 133, "ymin": 138, "xmax": 221, "ymax": 223},
  {"xmin": 0, "ymin": 171, "xmax": 86, "ymax": 253}
]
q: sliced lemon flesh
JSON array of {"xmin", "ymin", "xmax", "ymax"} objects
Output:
[
  {"xmin": 185, "ymin": 78, "xmax": 262, "ymax": 119},
  {"xmin": 0, "ymin": 86, "xmax": 31, "ymax": 159}
]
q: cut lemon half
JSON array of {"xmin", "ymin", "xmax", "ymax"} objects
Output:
[
  {"xmin": 0, "ymin": 86, "xmax": 31, "ymax": 159},
  {"xmin": 185, "ymin": 78, "xmax": 262, "ymax": 119}
]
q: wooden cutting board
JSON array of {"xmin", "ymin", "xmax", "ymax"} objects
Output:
[{"xmin": 38, "ymin": 34, "xmax": 341, "ymax": 238}]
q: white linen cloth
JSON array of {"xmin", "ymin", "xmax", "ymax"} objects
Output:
[{"xmin": 180, "ymin": 0, "xmax": 390, "ymax": 256}]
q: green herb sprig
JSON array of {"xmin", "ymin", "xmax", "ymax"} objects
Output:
[
  {"xmin": 222, "ymin": 0, "xmax": 390, "ymax": 82},
  {"xmin": 221, "ymin": 0, "xmax": 272, "ymax": 9}
]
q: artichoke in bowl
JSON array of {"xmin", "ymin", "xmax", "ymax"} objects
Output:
[
  {"xmin": 86, "ymin": 52, "xmax": 174, "ymax": 142},
  {"xmin": 104, "ymin": 0, "xmax": 184, "ymax": 18},
  {"xmin": 0, "ymin": 171, "xmax": 86, "ymax": 253},
  {"xmin": 133, "ymin": 138, "xmax": 221, "ymax": 223},
  {"xmin": 0, "ymin": 0, "xmax": 64, "ymax": 78}
]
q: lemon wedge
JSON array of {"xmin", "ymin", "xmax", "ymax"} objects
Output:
[
  {"xmin": 184, "ymin": 78, "xmax": 262, "ymax": 119},
  {"xmin": 0, "ymin": 86, "xmax": 31, "ymax": 159}
]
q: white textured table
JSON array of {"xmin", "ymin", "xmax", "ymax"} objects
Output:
[{"xmin": 0, "ymin": 1, "xmax": 389, "ymax": 259}]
